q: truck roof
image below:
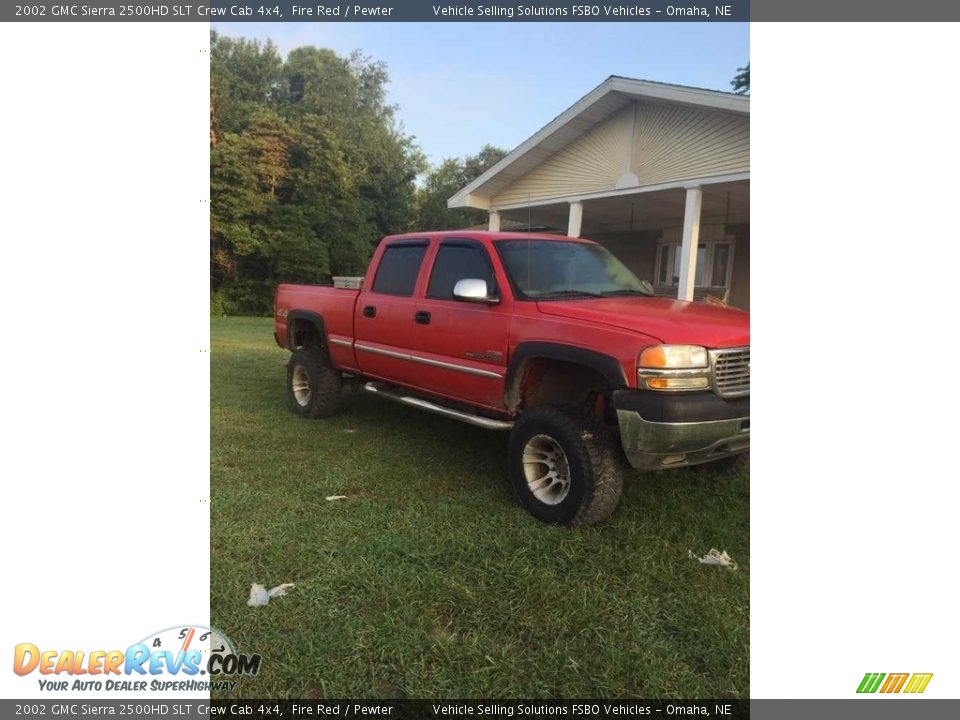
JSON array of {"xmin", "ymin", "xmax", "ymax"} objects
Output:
[{"xmin": 380, "ymin": 230, "xmax": 593, "ymax": 244}]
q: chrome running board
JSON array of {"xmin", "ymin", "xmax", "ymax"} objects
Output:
[{"xmin": 363, "ymin": 382, "xmax": 513, "ymax": 431}]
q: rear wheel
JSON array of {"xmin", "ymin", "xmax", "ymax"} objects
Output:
[
  {"xmin": 286, "ymin": 347, "xmax": 341, "ymax": 418},
  {"xmin": 508, "ymin": 405, "xmax": 624, "ymax": 526}
]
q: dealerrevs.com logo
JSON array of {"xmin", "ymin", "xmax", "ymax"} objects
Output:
[
  {"xmin": 857, "ymin": 672, "xmax": 933, "ymax": 694},
  {"xmin": 13, "ymin": 625, "xmax": 260, "ymax": 693}
]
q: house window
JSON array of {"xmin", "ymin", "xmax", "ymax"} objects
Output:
[{"xmin": 654, "ymin": 238, "xmax": 735, "ymax": 289}]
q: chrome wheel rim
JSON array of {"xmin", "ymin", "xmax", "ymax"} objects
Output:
[
  {"xmin": 522, "ymin": 434, "xmax": 572, "ymax": 505},
  {"xmin": 292, "ymin": 365, "xmax": 311, "ymax": 406}
]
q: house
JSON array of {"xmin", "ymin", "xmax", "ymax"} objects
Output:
[{"xmin": 448, "ymin": 76, "xmax": 750, "ymax": 309}]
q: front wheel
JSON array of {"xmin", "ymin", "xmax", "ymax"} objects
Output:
[
  {"xmin": 508, "ymin": 405, "xmax": 624, "ymax": 527},
  {"xmin": 286, "ymin": 347, "xmax": 341, "ymax": 418}
]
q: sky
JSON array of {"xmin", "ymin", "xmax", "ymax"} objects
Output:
[{"xmin": 212, "ymin": 22, "xmax": 749, "ymax": 167}]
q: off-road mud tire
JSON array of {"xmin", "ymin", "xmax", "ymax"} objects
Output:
[
  {"xmin": 508, "ymin": 405, "xmax": 625, "ymax": 526},
  {"xmin": 287, "ymin": 346, "xmax": 341, "ymax": 418}
]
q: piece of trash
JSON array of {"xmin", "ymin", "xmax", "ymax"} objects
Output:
[
  {"xmin": 326, "ymin": 495, "xmax": 348, "ymax": 501},
  {"xmin": 247, "ymin": 582, "xmax": 295, "ymax": 607},
  {"xmin": 344, "ymin": 428, "xmax": 358, "ymax": 434},
  {"xmin": 688, "ymin": 548, "xmax": 738, "ymax": 570}
]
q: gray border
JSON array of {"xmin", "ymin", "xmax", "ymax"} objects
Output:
[
  {"xmin": 2, "ymin": 1, "xmax": 752, "ymax": 23},
  {"xmin": 2, "ymin": 700, "xmax": 959, "ymax": 717},
  {"xmin": 5, "ymin": 0, "xmax": 958, "ymax": 22},
  {"xmin": 753, "ymin": 699, "xmax": 960, "ymax": 719},
  {"xmin": 752, "ymin": 0, "xmax": 960, "ymax": 20}
]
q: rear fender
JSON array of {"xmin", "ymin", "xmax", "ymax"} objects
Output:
[{"xmin": 286, "ymin": 310, "xmax": 329, "ymax": 360}]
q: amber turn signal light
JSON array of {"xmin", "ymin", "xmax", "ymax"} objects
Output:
[{"xmin": 644, "ymin": 377, "xmax": 709, "ymax": 390}]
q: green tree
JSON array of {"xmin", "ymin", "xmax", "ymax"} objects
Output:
[
  {"xmin": 210, "ymin": 108, "xmax": 299, "ymax": 313},
  {"xmin": 277, "ymin": 47, "xmax": 426, "ymax": 241},
  {"xmin": 415, "ymin": 145, "xmax": 508, "ymax": 230},
  {"xmin": 210, "ymin": 31, "xmax": 282, "ymax": 137},
  {"xmin": 210, "ymin": 33, "xmax": 424, "ymax": 315},
  {"xmin": 731, "ymin": 63, "xmax": 750, "ymax": 95}
]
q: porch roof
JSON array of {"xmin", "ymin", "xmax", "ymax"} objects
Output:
[
  {"xmin": 496, "ymin": 179, "xmax": 750, "ymax": 235},
  {"xmin": 448, "ymin": 76, "xmax": 750, "ymax": 211}
]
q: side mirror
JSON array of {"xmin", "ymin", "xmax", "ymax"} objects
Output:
[{"xmin": 453, "ymin": 278, "xmax": 499, "ymax": 305}]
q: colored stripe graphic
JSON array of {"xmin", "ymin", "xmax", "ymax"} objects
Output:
[
  {"xmin": 880, "ymin": 673, "xmax": 909, "ymax": 693},
  {"xmin": 904, "ymin": 673, "xmax": 933, "ymax": 694},
  {"xmin": 857, "ymin": 673, "xmax": 885, "ymax": 693},
  {"xmin": 857, "ymin": 672, "xmax": 933, "ymax": 694}
]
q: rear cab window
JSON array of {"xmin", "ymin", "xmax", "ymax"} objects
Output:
[{"xmin": 371, "ymin": 242, "xmax": 428, "ymax": 296}]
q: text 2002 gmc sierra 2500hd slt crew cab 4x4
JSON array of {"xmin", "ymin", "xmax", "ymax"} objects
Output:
[{"xmin": 274, "ymin": 231, "xmax": 749, "ymax": 526}]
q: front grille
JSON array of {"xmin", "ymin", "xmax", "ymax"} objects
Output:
[{"xmin": 712, "ymin": 347, "xmax": 750, "ymax": 398}]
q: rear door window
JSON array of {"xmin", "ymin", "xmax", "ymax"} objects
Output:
[{"xmin": 371, "ymin": 243, "xmax": 428, "ymax": 296}]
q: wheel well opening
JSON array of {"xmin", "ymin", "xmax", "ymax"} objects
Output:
[
  {"xmin": 291, "ymin": 319, "xmax": 323, "ymax": 349},
  {"xmin": 510, "ymin": 358, "xmax": 613, "ymax": 417}
]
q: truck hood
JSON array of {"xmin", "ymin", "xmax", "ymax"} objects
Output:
[{"xmin": 536, "ymin": 296, "xmax": 750, "ymax": 347}]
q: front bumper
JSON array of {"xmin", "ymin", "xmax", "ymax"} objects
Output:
[{"xmin": 613, "ymin": 390, "xmax": 749, "ymax": 471}]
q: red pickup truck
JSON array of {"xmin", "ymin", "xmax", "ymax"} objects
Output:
[{"xmin": 274, "ymin": 231, "xmax": 749, "ymax": 526}]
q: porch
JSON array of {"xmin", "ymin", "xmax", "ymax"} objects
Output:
[{"xmin": 492, "ymin": 179, "xmax": 750, "ymax": 309}]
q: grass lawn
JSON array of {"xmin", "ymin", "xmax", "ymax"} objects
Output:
[{"xmin": 211, "ymin": 316, "xmax": 749, "ymax": 699}]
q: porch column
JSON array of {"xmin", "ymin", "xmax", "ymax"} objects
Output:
[
  {"xmin": 567, "ymin": 200, "xmax": 583, "ymax": 238},
  {"xmin": 677, "ymin": 186, "xmax": 703, "ymax": 302},
  {"xmin": 488, "ymin": 210, "xmax": 501, "ymax": 232}
]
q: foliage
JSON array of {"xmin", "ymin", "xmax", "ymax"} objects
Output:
[
  {"xmin": 210, "ymin": 32, "xmax": 426, "ymax": 315},
  {"xmin": 731, "ymin": 63, "xmax": 750, "ymax": 95},
  {"xmin": 415, "ymin": 145, "xmax": 507, "ymax": 231}
]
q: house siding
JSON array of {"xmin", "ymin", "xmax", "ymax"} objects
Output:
[{"xmin": 491, "ymin": 101, "xmax": 749, "ymax": 208}]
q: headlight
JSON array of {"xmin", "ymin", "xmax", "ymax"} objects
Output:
[
  {"xmin": 638, "ymin": 345, "xmax": 710, "ymax": 391},
  {"xmin": 638, "ymin": 345, "xmax": 708, "ymax": 369}
]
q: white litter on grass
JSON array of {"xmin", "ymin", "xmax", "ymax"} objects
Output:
[
  {"xmin": 688, "ymin": 548, "xmax": 738, "ymax": 570},
  {"xmin": 326, "ymin": 495, "xmax": 348, "ymax": 501},
  {"xmin": 247, "ymin": 583, "xmax": 295, "ymax": 607}
]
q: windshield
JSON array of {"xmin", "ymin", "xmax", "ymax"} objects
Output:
[{"xmin": 496, "ymin": 239, "xmax": 653, "ymax": 300}]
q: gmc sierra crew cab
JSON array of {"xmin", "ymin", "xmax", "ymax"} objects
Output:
[{"xmin": 274, "ymin": 231, "xmax": 749, "ymax": 526}]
